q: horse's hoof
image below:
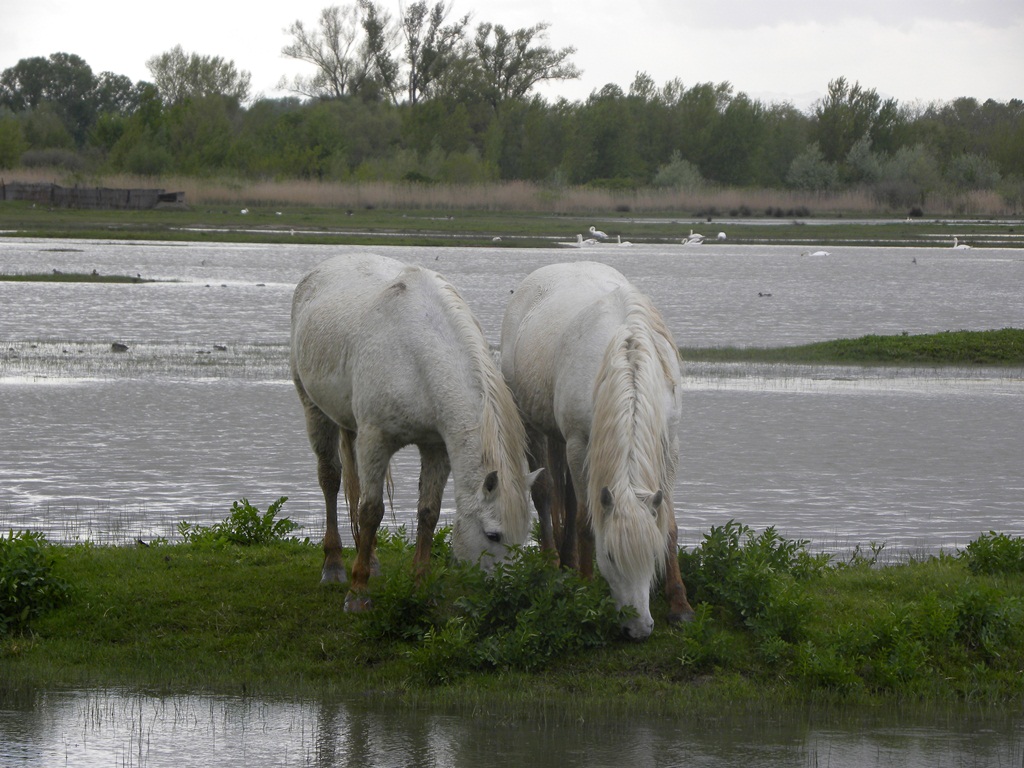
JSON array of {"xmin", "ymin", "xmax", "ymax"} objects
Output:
[
  {"xmin": 344, "ymin": 593, "xmax": 373, "ymax": 613},
  {"xmin": 320, "ymin": 565, "xmax": 348, "ymax": 585},
  {"xmin": 667, "ymin": 606, "xmax": 696, "ymax": 624}
]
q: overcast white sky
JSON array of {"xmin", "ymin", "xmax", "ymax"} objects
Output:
[{"xmin": 2, "ymin": 0, "xmax": 1022, "ymax": 111}]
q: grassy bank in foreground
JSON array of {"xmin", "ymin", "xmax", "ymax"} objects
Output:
[
  {"xmin": 681, "ymin": 328, "xmax": 1024, "ymax": 366},
  {"xmin": 3, "ymin": 508, "xmax": 1024, "ymax": 715}
]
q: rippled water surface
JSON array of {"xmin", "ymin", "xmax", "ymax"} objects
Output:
[
  {"xmin": 2, "ymin": 239, "xmax": 1023, "ymax": 551},
  {"xmin": 2, "ymin": 237, "xmax": 1022, "ymax": 554}
]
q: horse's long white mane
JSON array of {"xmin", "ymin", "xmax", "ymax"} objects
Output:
[
  {"xmin": 587, "ymin": 289, "xmax": 678, "ymax": 584},
  {"xmin": 433, "ymin": 278, "xmax": 531, "ymax": 545}
]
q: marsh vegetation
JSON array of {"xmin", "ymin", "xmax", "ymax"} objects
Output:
[{"xmin": 3, "ymin": 499, "xmax": 1024, "ymax": 713}]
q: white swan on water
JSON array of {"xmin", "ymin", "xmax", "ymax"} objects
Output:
[
  {"xmin": 802, "ymin": 249, "xmax": 831, "ymax": 257},
  {"xmin": 953, "ymin": 237, "xmax": 971, "ymax": 249},
  {"xmin": 717, "ymin": 232, "xmax": 727, "ymax": 241},
  {"xmin": 616, "ymin": 235, "xmax": 633, "ymax": 246},
  {"xmin": 577, "ymin": 233, "xmax": 599, "ymax": 246},
  {"xmin": 589, "ymin": 226, "xmax": 609, "ymax": 239},
  {"xmin": 684, "ymin": 229, "xmax": 705, "ymax": 245}
]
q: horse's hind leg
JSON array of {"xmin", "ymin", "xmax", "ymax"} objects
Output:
[
  {"xmin": 412, "ymin": 444, "xmax": 450, "ymax": 579},
  {"xmin": 346, "ymin": 425, "xmax": 393, "ymax": 612},
  {"xmin": 297, "ymin": 383, "xmax": 347, "ymax": 584}
]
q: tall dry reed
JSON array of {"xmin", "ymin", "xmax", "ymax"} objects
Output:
[{"xmin": 4, "ymin": 168, "xmax": 1016, "ymax": 217}]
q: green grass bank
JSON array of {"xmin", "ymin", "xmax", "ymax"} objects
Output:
[{"xmin": 3, "ymin": 509, "xmax": 1024, "ymax": 717}]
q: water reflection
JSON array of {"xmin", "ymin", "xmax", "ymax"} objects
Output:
[{"xmin": 1, "ymin": 687, "xmax": 1021, "ymax": 767}]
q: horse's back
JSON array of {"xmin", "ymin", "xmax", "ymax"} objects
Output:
[
  {"xmin": 502, "ymin": 262, "xmax": 634, "ymax": 429},
  {"xmin": 291, "ymin": 253, "xmax": 439, "ymax": 430}
]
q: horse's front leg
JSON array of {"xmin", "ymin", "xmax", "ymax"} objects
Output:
[
  {"xmin": 413, "ymin": 444, "xmax": 450, "ymax": 579},
  {"xmin": 345, "ymin": 429, "xmax": 392, "ymax": 612},
  {"xmin": 664, "ymin": 512, "xmax": 695, "ymax": 623},
  {"xmin": 527, "ymin": 430, "xmax": 557, "ymax": 555},
  {"xmin": 564, "ymin": 436, "xmax": 588, "ymax": 573}
]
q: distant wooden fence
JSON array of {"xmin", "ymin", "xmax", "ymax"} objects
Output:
[{"xmin": 0, "ymin": 182, "xmax": 185, "ymax": 210}]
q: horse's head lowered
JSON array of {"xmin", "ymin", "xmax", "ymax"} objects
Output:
[
  {"xmin": 594, "ymin": 485, "xmax": 669, "ymax": 640},
  {"xmin": 451, "ymin": 466, "xmax": 542, "ymax": 569}
]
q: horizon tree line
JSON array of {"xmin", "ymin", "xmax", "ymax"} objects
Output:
[{"xmin": 1, "ymin": 2, "xmax": 1022, "ymax": 211}]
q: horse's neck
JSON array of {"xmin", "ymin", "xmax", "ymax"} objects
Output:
[{"xmin": 589, "ymin": 321, "xmax": 673, "ymax": 497}]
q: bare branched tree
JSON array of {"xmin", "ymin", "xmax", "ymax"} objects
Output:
[
  {"xmin": 401, "ymin": 1, "xmax": 470, "ymax": 105},
  {"xmin": 357, "ymin": 0, "xmax": 401, "ymax": 103},
  {"xmin": 280, "ymin": 5, "xmax": 362, "ymax": 99}
]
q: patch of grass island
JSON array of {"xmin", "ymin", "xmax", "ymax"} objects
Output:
[
  {"xmin": 680, "ymin": 328, "xmax": 1024, "ymax": 367},
  {"xmin": 3, "ymin": 500, "xmax": 1024, "ymax": 719},
  {"xmin": 0, "ymin": 271, "xmax": 160, "ymax": 283}
]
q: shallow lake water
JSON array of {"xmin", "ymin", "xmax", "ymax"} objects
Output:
[
  {"xmin": 1, "ymin": 236, "xmax": 1023, "ymax": 764},
  {"xmin": 2, "ymin": 686, "xmax": 1022, "ymax": 768},
  {"xmin": 2, "ymin": 237, "xmax": 1022, "ymax": 556}
]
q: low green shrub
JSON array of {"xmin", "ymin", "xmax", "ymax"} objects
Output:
[
  {"xmin": 679, "ymin": 520, "xmax": 831, "ymax": 643},
  {"xmin": 0, "ymin": 531, "xmax": 71, "ymax": 633},
  {"xmin": 177, "ymin": 497, "xmax": 300, "ymax": 547},
  {"xmin": 357, "ymin": 542, "xmax": 623, "ymax": 683},
  {"xmin": 957, "ymin": 531, "xmax": 1024, "ymax": 575}
]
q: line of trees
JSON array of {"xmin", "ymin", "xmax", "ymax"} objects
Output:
[{"xmin": 1, "ymin": 2, "xmax": 1022, "ymax": 211}]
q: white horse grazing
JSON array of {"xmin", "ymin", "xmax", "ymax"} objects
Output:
[
  {"xmin": 292, "ymin": 253, "xmax": 537, "ymax": 610},
  {"xmin": 501, "ymin": 262, "xmax": 694, "ymax": 639}
]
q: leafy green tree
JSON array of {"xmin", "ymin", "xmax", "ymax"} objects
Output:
[
  {"xmin": 812, "ymin": 77, "xmax": 897, "ymax": 166},
  {"xmin": 0, "ymin": 57, "xmax": 52, "ymax": 111},
  {"xmin": 945, "ymin": 152, "xmax": 1001, "ymax": 190},
  {"xmin": 874, "ymin": 143, "xmax": 942, "ymax": 208},
  {"xmin": 0, "ymin": 53, "xmax": 97, "ymax": 145},
  {"xmin": 705, "ymin": 93, "xmax": 765, "ymax": 185},
  {"xmin": 564, "ymin": 84, "xmax": 644, "ymax": 184},
  {"xmin": 653, "ymin": 150, "xmax": 705, "ymax": 190},
  {"xmin": 146, "ymin": 45, "xmax": 251, "ymax": 105},
  {"xmin": 750, "ymin": 102, "xmax": 810, "ymax": 187},
  {"xmin": 664, "ymin": 81, "xmax": 732, "ymax": 176},
  {"xmin": 0, "ymin": 114, "xmax": 28, "ymax": 168},
  {"xmin": 163, "ymin": 95, "xmax": 239, "ymax": 173},
  {"xmin": 93, "ymin": 72, "xmax": 143, "ymax": 116},
  {"xmin": 490, "ymin": 97, "xmax": 567, "ymax": 181},
  {"xmin": 786, "ymin": 142, "xmax": 838, "ymax": 191},
  {"xmin": 108, "ymin": 84, "xmax": 171, "ymax": 175},
  {"xmin": 19, "ymin": 103, "xmax": 75, "ymax": 149},
  {"xmin": 402, "ymin": 97, "xmax": 474, "ymax": 157},
  {"xmin": 845, "ymin": 133, "xmax": 882, "ymax": 184}
]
